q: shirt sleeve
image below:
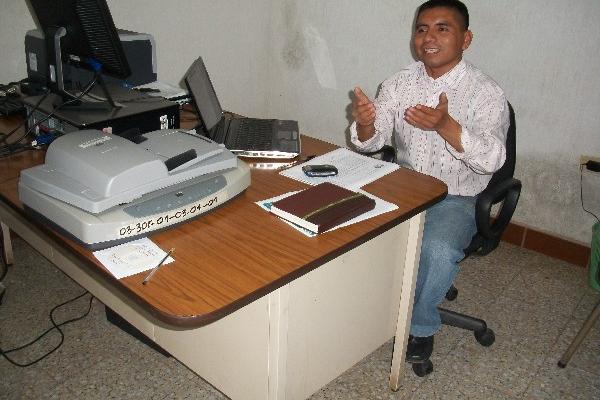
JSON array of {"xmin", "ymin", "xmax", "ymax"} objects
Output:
[
  {"xmin": 350, "ymin": 74, "xmax": 402, "ymax": 152},
  {"xmin": 349, "ymin": 121, "xmax": 385, "ymax": 151},
  {"xmin": 447, "ymin": 97, "xmax": 509, "ymax": 175}
]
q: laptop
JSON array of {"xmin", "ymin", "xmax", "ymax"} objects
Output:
[{"xmin": 184, "ymin": 56, "xmax": 301, "ymax": 159}]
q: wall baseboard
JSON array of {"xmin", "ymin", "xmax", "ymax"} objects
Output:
[{"xmin": 501, "ymin": 222, "xmax": 591, "ymax": 268}]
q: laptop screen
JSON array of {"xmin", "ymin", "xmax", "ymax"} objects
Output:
[{"xmin": 184, "ymin": 57, "xmax": 223, "ymax": 133}]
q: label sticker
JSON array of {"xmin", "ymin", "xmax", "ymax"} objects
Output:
[
  {"xmin": 79, "ymin": 135, "xmax": 111, "ymax": 148},
  {"xmin": 28, "ymin": 52, "xmax": 38, "ymax": 72},
  {"xmin": 117, "ymin": 192, "xmax": 225, "ymax": 238},
  {"xmin": 160, "ymin": 115, "xmax": 168, "ymax": 129}
]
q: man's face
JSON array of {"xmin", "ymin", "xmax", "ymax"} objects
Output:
[{"xmin": 413, "ymin": 6, "xmax": 472, "ymax": 79}]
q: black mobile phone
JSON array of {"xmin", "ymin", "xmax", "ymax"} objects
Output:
[{"xmin": 302, "ymin": 164, "xmax": 338, "ymax": 177}]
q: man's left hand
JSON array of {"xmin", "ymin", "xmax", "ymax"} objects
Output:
[{"xmin": 404, "ymin": 93, "xmax": 464, "ymax": 152}]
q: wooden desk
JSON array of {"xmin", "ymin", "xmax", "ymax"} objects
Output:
[{"xmin": 0, "ymin": 118, "xmax": 446, "ymax": 399}]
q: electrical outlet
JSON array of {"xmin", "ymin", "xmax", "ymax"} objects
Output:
[{"xmin": 580, "ymin": 155, "xmax": 600, "ymax": 165}]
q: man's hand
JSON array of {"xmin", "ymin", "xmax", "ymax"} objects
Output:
[
  {"xmin": 352, "ymin": 87, "xmax": 376, "ymax": 141},
  {"xmin": 404, "ymin": 93, "xmax": 464, "ymax": 152}
]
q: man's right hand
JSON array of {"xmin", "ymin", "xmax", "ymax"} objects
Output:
[{"xmin": 352, "ymin": 87, "xmax": 376, "ymax": 141}]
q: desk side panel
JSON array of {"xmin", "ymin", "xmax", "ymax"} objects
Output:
[
  {"xmin": 284, "ymin": 222, "xmax": 410, "ymax": 400},
  {"xmin": 153, "ymin": 297, "xmax": 270, "ymax": 400}
]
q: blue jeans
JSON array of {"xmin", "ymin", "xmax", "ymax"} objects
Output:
[{"xmin": 410, "ymin": 194, "xmax": 478, "ymax": 337}]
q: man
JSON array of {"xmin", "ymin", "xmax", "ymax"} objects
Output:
[{"xmin": 350, "ymin": 0, "xmax": 509, "ymax": 362}]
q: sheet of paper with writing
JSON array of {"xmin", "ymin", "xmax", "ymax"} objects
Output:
[
  {"xmin": 279, "ymin": 148, "xmax": 399, "ymax": 189},
  {"xmin": 93, "ymin": 237, "xmax": 174, "ymax": 279}
]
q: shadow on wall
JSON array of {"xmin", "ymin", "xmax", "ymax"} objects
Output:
[{"xmin": 280, "ymin": 1, "xmax": 307, "ymax": 71}]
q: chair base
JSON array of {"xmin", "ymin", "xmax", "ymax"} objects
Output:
[
  {"xmin": 408, "ymin": 307, "xmax": 496, "ymax": 378},
  {"xmin": 439, "ymin": 307, "xmax": 496, "ymax": 346}
]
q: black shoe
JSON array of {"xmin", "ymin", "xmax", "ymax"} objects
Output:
[{"xmin": 406, "ymin": 335, "xmax": 434, "ymax": 363}]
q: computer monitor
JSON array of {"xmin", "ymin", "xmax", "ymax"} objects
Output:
[{"xmin": 28, "ymin": 0, "xmax": 131, "ymax": 109}]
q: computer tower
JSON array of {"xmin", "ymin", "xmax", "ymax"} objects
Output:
[{"xmin": 23, "ymin": 91, "xmax": 179, "ymax": 137}]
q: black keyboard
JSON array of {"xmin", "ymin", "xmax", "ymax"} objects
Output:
[{"xmin": 231, "ymin": 119, "xmax": 273, "ymax": 150}]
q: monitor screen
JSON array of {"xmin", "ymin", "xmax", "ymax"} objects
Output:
[{"xmin": 28, "ymin": 0, "xmax": 131, "ymax": 94}]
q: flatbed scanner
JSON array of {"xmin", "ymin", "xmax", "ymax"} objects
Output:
[{"xmin": 19, "ymin": 129, "xmax": 250, "ymax": 249}]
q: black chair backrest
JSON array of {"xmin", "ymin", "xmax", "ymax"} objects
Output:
[{"xmin": 487, "ymin": 101, "xmax": 516, "ymax": 189}]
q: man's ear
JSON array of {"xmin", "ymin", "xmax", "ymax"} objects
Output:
[{"xmin": 462, "ymin": 30, "xmax": 473, "ymax": 51}]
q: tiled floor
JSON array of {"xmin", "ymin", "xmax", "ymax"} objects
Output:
[{"xmin": 1, "ymin": 237, "xmax": 599, "ymax": 399}]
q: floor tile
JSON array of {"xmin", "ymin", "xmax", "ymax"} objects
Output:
[
  {"xmin": 439, "ymin": 315, "xmax": 554, "ymax": 398},
  {"xmin": 410, "ymin": 360, "xmax": 520, "ymax": 400},
  {"xmin": 524, "ymin": 359, "xmax": 600, "ymax": 400},
  {"xmin": 309, "ymin": 340, "xmax": 422, "ymax": 400},
  {"xmin": 572, "ymin": 289, "xmax": 600, "ymax": 327}
]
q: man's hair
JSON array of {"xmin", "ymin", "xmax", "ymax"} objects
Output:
[{"xmin": 417, "ymin": 0, "xmax": 469, "ymax": 30}]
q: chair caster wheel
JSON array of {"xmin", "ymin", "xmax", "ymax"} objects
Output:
[
  {"xmin": 445, "ymin": 286, "xmax": 458, "ymax": 301},
  {"xmin": 474, "ymin": 328, "xmax": 495, "ymax": 346},
  {"xmin": 412, "ymin": 359, "xmax": 433, "ymax": 377}
]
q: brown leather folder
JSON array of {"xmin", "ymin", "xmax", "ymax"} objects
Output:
[{"xmin": 270, "ymin": 182, "xmax": 376, "ymax": 233}]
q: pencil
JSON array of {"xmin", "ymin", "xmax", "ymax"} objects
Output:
[{"xmin": 142, "ymin": 248, "xmax": 174, "ymax": 285}]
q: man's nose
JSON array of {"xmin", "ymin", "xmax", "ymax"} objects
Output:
[{"xmin": 423, "ymin": 30, "xmax": 436, "ymax": 42}]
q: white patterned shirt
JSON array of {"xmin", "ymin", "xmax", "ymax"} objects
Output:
[{"xmin": 350, "ymin": 60, "xmax": 509, "ymax": 196}]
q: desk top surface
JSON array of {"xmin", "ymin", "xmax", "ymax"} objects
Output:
[{"xmin": 0, "ymin": 115, "xmax": 447, "ymax": 328}]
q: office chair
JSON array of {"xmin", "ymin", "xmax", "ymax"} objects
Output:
[
  {"xmin": 362, "ymin": 102, "xmax": 521, "ymax": 376},
  {"xmin": 557, "ymin": 221, "xmax": 600, "ymax": 368}
]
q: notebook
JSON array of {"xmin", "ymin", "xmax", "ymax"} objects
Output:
[{"xmin": 184, "ymin": 56, "xmax": 301, "ymax": 159}]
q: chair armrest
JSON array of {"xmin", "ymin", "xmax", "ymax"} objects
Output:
[
  {"xmin": 357, "ymin": 145, "xmax": 396, "ymax": 163},
  {"xmin": 475, "ymin": 177, "xmax": 522, "ymax": 243}
]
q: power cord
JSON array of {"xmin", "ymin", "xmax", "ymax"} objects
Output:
[
  {"xmin": 580, "ymin": 162, "xmax": 600, "ymax": 223},
  {"xmin": 0, "ymin": 89, "xmax": 50, "ymax": 147},
  {"xmin": 0, "ymin": 72, "xmax": 100, "ymax": 159},
  {"xmin": 0, "ymin": 290, "xmax": 94, "ymax": 367}
]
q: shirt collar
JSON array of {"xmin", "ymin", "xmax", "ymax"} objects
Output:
[{"xmin": 419, "ymin": 60, "xmax": 467, "ymax": 89}]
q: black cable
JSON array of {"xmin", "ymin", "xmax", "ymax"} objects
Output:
[
  {"xmin": 3, "ymin": 75, "xmax": 97, "ymax": 147},
  {"xmin": 0, "ymin": 142, "xmax": 29, "ymax": 158},
  {"xmin": 0, "ymin": 72, "xmax": 100, "ymax": 158},
  {"xmin": 0, "ymin": 89, "xmax": 50, "ymax": 144},
  {"xmin": 0, "ymin": 291, "xmax": 94, "ymax": 367},
  {"xmin": 580, "ymin": 164, "xmax": 600, "ymax": 223}
]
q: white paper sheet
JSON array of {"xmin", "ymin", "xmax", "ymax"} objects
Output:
[
  {"xmin": 279, "ymin": 148, "xmax": 399, "ymax": 189},
  {"xmin": 93, "ymin": 238, "xmax": 174, "ymax": 279},
  {"xmin": 134, "ymin": 81, "xmax": 190, "ymax": 101}
]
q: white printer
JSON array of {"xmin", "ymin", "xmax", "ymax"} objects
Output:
[{"xmin": 18, "ymin": 129, "xmax": 250, "ymax": 249}]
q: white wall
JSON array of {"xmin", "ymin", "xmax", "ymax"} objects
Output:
[
  {"xmin": 0, "ymin": 0, "xmax": 32, "ymax": 82},
  {"xmin": 1, "ymin": 0, "xmax": 598, "ymax": 244},
  {"xmin": 104, "ymin": 0, "xmax": 273, "ymax": 118}
]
